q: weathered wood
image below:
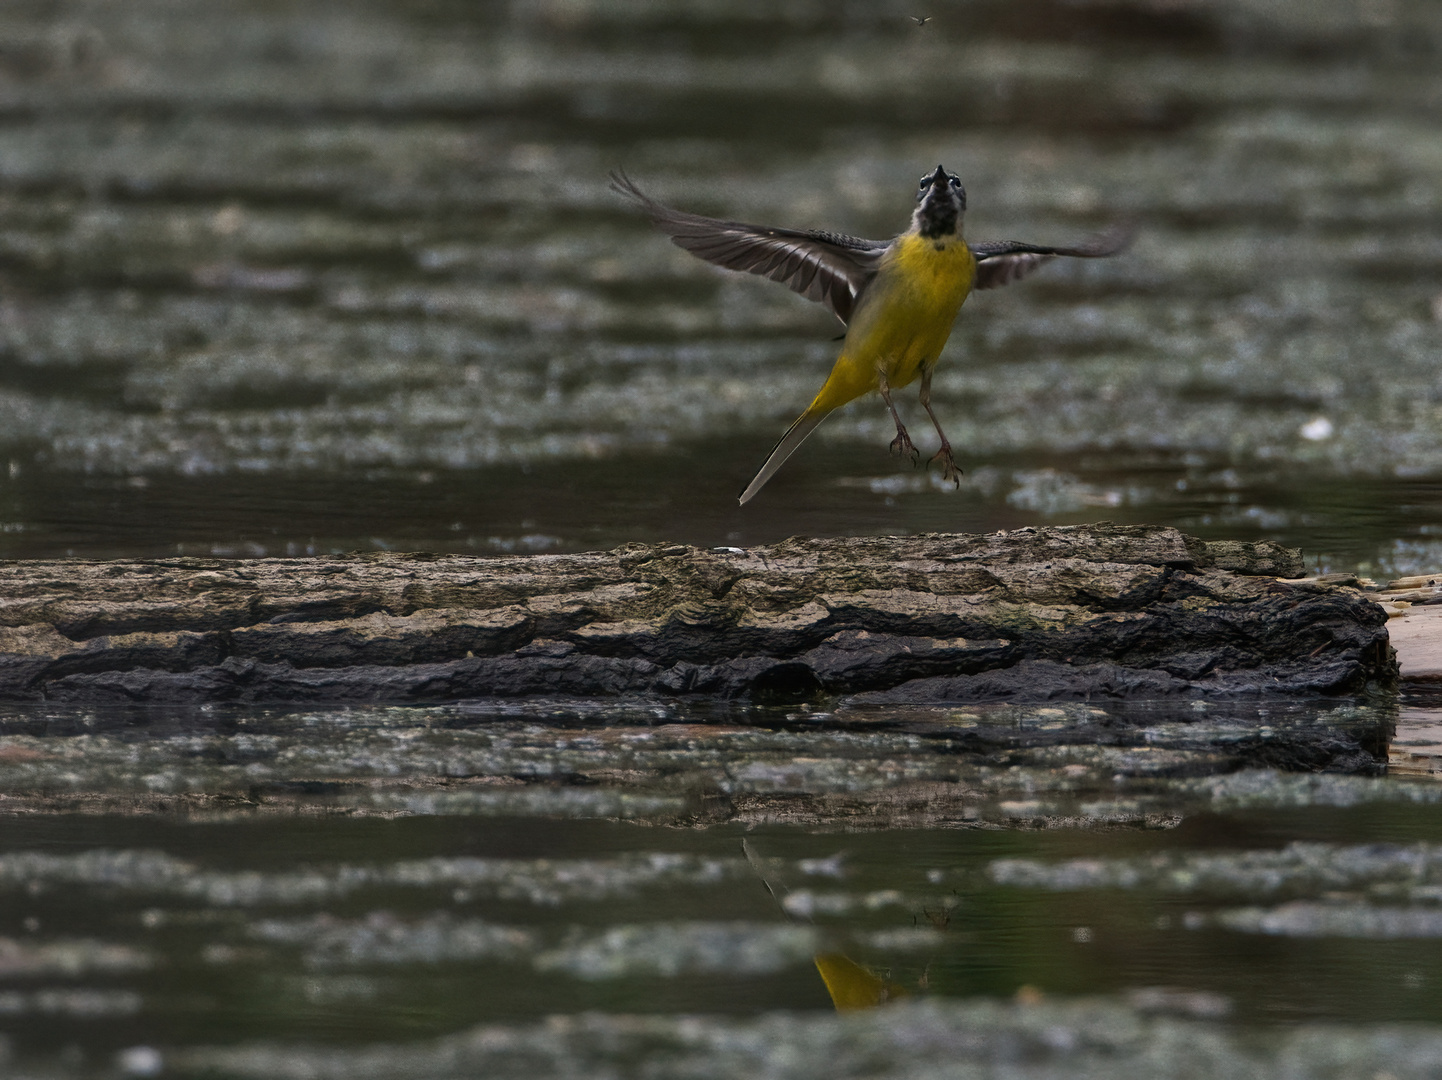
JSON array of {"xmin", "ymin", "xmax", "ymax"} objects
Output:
[{"xmin": 0, "ymin": 525, "xmax": 1393, "ymax": 705}]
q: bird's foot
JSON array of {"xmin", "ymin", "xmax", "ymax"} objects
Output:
[
  {"xmin": 890, "ymin": 429, "xmax": 920, "ymax": 465},
  {"xmin": 929, "ymin": 445, "xmax": 963, "ymax": 487}
]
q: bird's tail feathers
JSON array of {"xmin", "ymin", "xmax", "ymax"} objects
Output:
[{"xmin": 738, "ymin": 408, "xmax": 833, "ymax": 505}]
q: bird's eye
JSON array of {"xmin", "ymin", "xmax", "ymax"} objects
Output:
[
  {"xmin": 919, "ymin": 177, "xmax": 929, "ymax": 189},
  {"xmin": 949, "ymin": 177, "xmax": 961, "ymax": 188}
]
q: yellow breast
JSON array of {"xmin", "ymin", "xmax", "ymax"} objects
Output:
[
  {"xmin": 804, "ymin": 232, "xmax": 976, "ymax": 414},
  {"xmin": 886, "ymin": 232, "xmax": 977, "ymax": 311},
  {"xmin": 848, "ymin": 234, "xmax": 975, "ymax": 380}
]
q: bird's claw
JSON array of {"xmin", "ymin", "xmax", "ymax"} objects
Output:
[
  {"xmin": 890, "ymin": 431, "xmax": 920, "ymax": 465},
  {"xmin": 929, "ymin": 446, "xmax": 963, "ymax": 487}
]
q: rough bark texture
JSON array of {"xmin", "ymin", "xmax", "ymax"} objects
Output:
[{"xmin": 0, "ymin": 525, "xmax": 1394, "ymax": 705}]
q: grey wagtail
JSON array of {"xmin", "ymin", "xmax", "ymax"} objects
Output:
[{"xmin": 612, "ymin": 166, "xmax": 1131, "ymax": 505}]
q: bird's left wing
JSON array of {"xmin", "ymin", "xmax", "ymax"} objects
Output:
[
  {"xmin": 970, "ymin": 222, "xmax": 1134, "ymax": 290},
  {"xmin": 611, "ymin": 171, "xmax": 889, "ymax": 326}
]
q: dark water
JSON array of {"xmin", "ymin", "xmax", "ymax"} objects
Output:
[
  {"xmin": 7, "ymin": 453, "xmax": 1442, "ymax": 576},
  {"xmin": 3, "ymin": 0, "xmax": 1442, "ymax": 1075},
  {"xmin": 4, "ymin": 700, "xmax": 1442, "ymax": 1078}
]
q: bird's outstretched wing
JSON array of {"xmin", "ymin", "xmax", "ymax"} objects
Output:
[
  {"xmin": 969, "ymin": 221, "xmax": 1134, "ymax": 290},
  {"xmin": 611, "ymin": 171, "xmax": 889, "ymax": 326}
]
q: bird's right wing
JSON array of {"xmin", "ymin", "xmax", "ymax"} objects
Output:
[
  {"xmin": 611, "ymin": 171, "xmax": 889, "ymax": 326},
  {"xmin": 970, "ymin": 221, "xmax": 1134, "ymax": 290}
]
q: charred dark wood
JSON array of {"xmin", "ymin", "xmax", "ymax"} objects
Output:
[{"xmin": 0, "ymin": 525, "xmax": 1394, "ymax": 705}]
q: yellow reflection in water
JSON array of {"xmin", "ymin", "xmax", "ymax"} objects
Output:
[{"xmin": 813, "ymin": 953, "xmax": 909, "ymax": 1011}]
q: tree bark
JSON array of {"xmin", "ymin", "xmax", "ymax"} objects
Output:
[{"xmin": 0, "ymin": 525, "xmax": 1394, "ymax": 705}]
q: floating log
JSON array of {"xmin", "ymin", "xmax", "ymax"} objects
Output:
[{"xmin": 0, "ymin": 525, "xmax": 1394, "ymax": 705}]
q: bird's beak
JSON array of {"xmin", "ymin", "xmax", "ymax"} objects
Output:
[{"xmin": 928, "ymin": 164, "xmax": 949, "ymax": 190}]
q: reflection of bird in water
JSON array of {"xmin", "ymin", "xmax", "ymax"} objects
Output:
[
  {"xmin": 813, "ymin": 952, "xmax": 910, "ymax": 1011},
  {"xmin": 612, "ymin": 168, "xmax": 1131, "ymax": 504},
  {"xmin": 740, "ymin": 839, "xmax": 909, "ymax": 1011}
]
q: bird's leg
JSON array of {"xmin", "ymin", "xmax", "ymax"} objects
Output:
[
  {"xmin": 919, "ymin": 367, "xmax": 962, "ymax": 486},
  {"xmin": 878, "ymin": 373, "xmax": 919, "ymax": 465}
]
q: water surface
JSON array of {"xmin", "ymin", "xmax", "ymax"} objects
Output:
[
  {"xmin": 0, "ymin": 0, "xmax": 1439, "ymax": 571},
  {"xmin": 3, "ymin": 0, "xmax": 1442, "ymax": 1075}
]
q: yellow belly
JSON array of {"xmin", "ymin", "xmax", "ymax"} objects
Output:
[{"xmin": 807, "ymin": 234, "xmax": 975, "ymax": 414}]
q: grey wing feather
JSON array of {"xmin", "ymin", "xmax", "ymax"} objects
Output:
[
  {"xmin": 611, "ymin": 170, "xmax": 888, "ymax": 325},
  {"xmin": 970, "ymin": 220, "xmax": 1134, "ymax": 290}
]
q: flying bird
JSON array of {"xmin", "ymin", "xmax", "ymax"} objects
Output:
[{"xmin": 611, "ymin": 167, "xmax": 1131, "ymax": 504}]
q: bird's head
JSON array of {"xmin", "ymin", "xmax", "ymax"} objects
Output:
[{"xmin": 913, "ymin": 164, "xmax": 965, "ymax": 239}]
